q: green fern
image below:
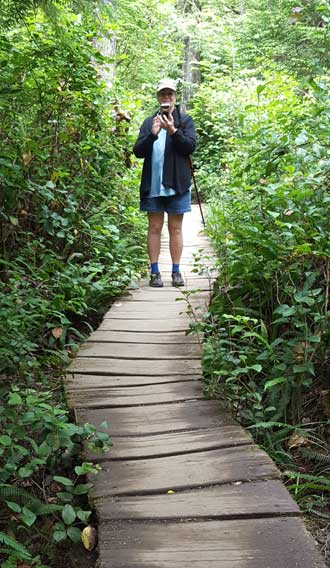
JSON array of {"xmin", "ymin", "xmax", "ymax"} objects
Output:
[
  {"xmin": 300, "ymin": 447, "xmax": 330, "ymax": 465},
  {"xmin": 284, "ymin": 471, "xmax": 330, "ymax": 487},
  {"xmin": 0, "ymin": 484, "xmax": 61, "ymax": 515},
  {"xmin": 0, "ymin": 532, "xmax": 32, "ymax": 560}
]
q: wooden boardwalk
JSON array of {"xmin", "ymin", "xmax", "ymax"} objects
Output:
[{"xmin": 66, "ymin": 206, "xmax": 325, "ymax": 567}]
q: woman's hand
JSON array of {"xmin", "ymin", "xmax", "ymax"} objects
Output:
[
  {"xmin": 159, "ymin": 113, "xmax": 177, "ymax": 135},
  {"xmin": 151, "ymin": 115, "xmax": 161, "ymax": 136}
]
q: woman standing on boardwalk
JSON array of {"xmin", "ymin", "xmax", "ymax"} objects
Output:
[{"xmin": 133, "ymin": 78, "xmax": 196, "ymax": 288}]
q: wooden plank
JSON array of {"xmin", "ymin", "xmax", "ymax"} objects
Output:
[
  {"xmin": 76, "ymin": 400, "xmax": 233, "ymax": 436},
  {"xmin": 86, "ymin": 425, "xmax": 252, "ymax": 461},
  {"xmin": 98, "ymin": 517, "xmax": 326, "ymax": 568},
  {"xmin": 118, "ymin": 291, "xmax": 210, "ymax": 303},
  {"xmin": 87, "ymin": 331, "xmax": 200, "ymax": 344},
  {"xmin": 146, "ymin": 273, "xmax": 216, "ymax": 281},
  {"xmin": 98, "ymin": 319, "xmax": 191, "ymax": 332},
  {"xmin": 90, "ymin": 446, "xmax": 279, "ymax": 498},
  {"xmin": 67, "ymin": 380, "xmax": 204, "ymax": 408},
  {"xmin": 76, "ymin": 342, "xmax": 201, "ymax": 360},
  {"xmin": 69, "ymin": 358, "xmax": 201, "ymax": 375},
  {"xmin": 104, "ymin": 310, "xmax": 191, "ymax": 320},
  {"xmin": 66, "ymin": 374, "xmax": 202, "ymax": 390},
  {"xmin": 137, "ymin": 279, "xmax": 214, "ymax": 291},
  {"xmin": 97, "ymin": 480, "xmax": 300, "ymax": 520},
  {"xmin": 109, "ymin": 301, "xmax": 192, "ymax": 313},
  {"xmin": 111, "ymin": 296, "xmax": 208, "ymax": 307}
]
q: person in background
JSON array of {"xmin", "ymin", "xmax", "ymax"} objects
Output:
[{"xmin": 133, "ymin": 78, "xmax": 196, "ymax": 287}]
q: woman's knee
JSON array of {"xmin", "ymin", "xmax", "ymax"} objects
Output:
[
  {"xmin": 148, "ymin": 213, "xmax": 164, "ymax": 235},
  {"xmin": 168, "ymin": 214, "xmax": 183, "ymax": 236}
]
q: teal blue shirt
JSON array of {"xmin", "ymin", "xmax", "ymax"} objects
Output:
[{"xmin": 149, "ymin": 128, "xmax": 176, "ymax": 197}]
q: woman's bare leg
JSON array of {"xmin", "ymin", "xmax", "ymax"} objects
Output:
[{"xmin": 147, "ymin": 212, "xmax": 164, "ymax": 263}]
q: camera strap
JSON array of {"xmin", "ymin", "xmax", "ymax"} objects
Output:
[{"xmin": 176, "ymin": 105, "xmax": 205, "ymax": 226}]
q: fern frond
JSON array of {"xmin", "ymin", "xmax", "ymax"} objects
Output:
[
  {"xmin": 300, "ymin": 447, "xmax": 330, "ymax": 465},
  {"xmin": 284, "ymin": 471, "xmax": 330, "ymax": 486},
  {"xmin": 0, "ymin": 484, "xmax": 61, "ymax": 514},
  {"xmin": 0, "ymin": 532, "xmax": 32, "ymax": 560},
  {"xmin": 288, "ymin": 482, "xmax": 330, "ymax": 494}
]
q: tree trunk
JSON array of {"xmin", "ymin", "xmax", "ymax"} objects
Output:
[
  {"xmin": 94, "ymin": 0, "xmax": 116, "ymax": 88},
  {"xmin": 182, "ymin": 35, "xmax": 201, "ymax": 110}
]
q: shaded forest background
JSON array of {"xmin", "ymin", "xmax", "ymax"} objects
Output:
[{"xmin": 0, "ymin": 0, "xmax": 330, "ymax": 566}]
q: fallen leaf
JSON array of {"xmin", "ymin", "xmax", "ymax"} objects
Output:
[
  {"xmin": 81, "ymin": 526, "xmax": 97, "ymax": 551},
  {"xmin": 288, "ymin": 432, "xmax": 309, "ymax": 450},
  {"xmin": 22, "ymin": 151, "xmax": 32, "ymax": 166},
  {"xmin": 51, "ymin": 327, "xmax": 63, "ymax": 339}
]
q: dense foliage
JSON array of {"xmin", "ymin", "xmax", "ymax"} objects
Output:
[
  {"xmin": 2, "ymin": 0, "xmax": 330, "ymax": 564},
  {"xmin": 189, "ymin": 0, "xmax": 330, "ymax": 548},
  {"xmin": 0, "ymin": 0, "xmax": 182, "ymax": 565}
]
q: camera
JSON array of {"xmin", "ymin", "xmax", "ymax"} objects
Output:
[{"xmin": 160, "ymin": 103, "xmax": 170, "ymax": 118}]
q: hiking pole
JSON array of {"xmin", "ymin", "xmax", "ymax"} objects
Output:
[
  {"xmin": 175, "ymin": 104, "xmax": 205, "ymax": 226},
  {"xmin": 188, "ymin": 155, "xmax": 205, "ymax": 227}
]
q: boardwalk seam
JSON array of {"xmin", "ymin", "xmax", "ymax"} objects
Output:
[{"xmin": 88, "ymin": 440, "xmax": 254, "ymax": 462}]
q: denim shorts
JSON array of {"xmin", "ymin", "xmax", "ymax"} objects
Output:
[{"xmin": 140, "ymin": 191, "xmax": 191, "ymax": 214}]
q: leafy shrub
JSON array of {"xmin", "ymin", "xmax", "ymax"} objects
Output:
[
  {"xmin": 192, "ymin": 74, "xmax": 330, "ymax": 522},
  {"xmin": 0, "ymin": 385, "xmax": 111, "ymax": 565}
]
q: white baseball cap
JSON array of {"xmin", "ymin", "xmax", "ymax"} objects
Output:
[{"xmin": 156, "ymin": 78, "xmax": 177, "ymax": 93}]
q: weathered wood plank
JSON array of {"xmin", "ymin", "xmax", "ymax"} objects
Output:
[
  {"xmin": 97, "ymin": 480, "xmax": 300, "ymax": 520},
  {"xmin": 90, "ymin": 446, "xmax": 279, "ymax": 498},
  {"xmin": 104, "ymin": 310, "xmax": 190, "ymax": 320},
  {"xmin": 87, "ymin": 331, "xmax": 200, "ymax": 344},
  {"xmin": 98, "ymin": 319, "xmax": 191, "ymax": 332},
  {"xmin": 108, "ymin": 301, "xmax": 191, "ymax": 314},
  {"xmin": 66, "ymin": 373, "xmax": 202, "ymax": 390},
  {"xmin": 67, "ymin": 380, "xmax": 204, "ymax": 408},
  {"xmin": 69, "ymin": 358, "xmax": 201, "ymax": 375},
  {"xmin": 138, "ymin": 277, "xmax": 215, "ymax": 291},
  {"xmin": 110, "ymin": 298, "xmax": 207, "ymax": 309},
  {"xmin": 86, "ymin": 425, "xmax": 252, "ymax": 461},
  {"xmin": 98, "ymin": 517, "xmax": 326, "ymax": 567},
  {"xmin": 118, "ymin": 291, "xmax": 210, "ymax": 303},
  {"xmin": 76, "ymin": 342, "xmax": 201, "ymax": 360},
  {"xmin": 76, "ymin": 400, "xmax": 233, "ymax": 436}
]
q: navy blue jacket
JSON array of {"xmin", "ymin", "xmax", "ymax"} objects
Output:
[{"xmin": 133, "ymin": 108, "xmax": 196, "ymax": 197}]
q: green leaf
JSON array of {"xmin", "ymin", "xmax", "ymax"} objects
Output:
[
  {"xmin": 256, "ymin": 83, "xmax": 267, "ymax": 96},
  {"xmin": 18, "ymin": 465, "xmax": 34, "ymax": 478},
  {"xmin": 250, "ymin": 364, "xmax": 262, "ymax": 372},
  {"xmin": 264, "ymin": 377, "xmax": 287, "ymax": 390},
  {"xmin": 74, "ymin": 483, "xmax": 94, "ymax": 495},
  {"xmin": 274, "ymin": 304, "xmax": 296, "ymax": 317},
  {"xmin": 74, "ymin": 462, "xmax": 99, "ymax": 476},
  {"xmin": 62, "ymin": 504, "xmax": 76, "ymax": 525},
  {"xmin": 57, "ymin": 491, "xmax": 73, "ymax": 502},
  {"xmin": 53, "ymin": 475, "xmax": 73, "ymax": 487},
  {"xmin": 67, "ymin": 526, "xmax": 82, "ymax": 543},
  {"xmin": 5, "ymin": 501, "xmax": 21, "ymax": 513},
  {"xmin": 8, "ymin": 392, "xmax": 22, "ymax": 406},
  {"xmin": 53, "ymin": 530, "xmax": 67, "ymax": 543},
  {"xmin": 9, "ymin": 216, "xmax": 19, "ymax": 226},
  {"xmin": 20, "ymin": 506, "xmax": 37, "ymax": 527},
  {"xmin": 0, "ymin": 435, "xmax": 12, "ymax": 446},
  {"xmin": 76, "ymin": 509, "xmax": 91, "ymax": 522},
  {"xmin": 38, "ymin": 441, "xmax": 52, "ymax": 458}
]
